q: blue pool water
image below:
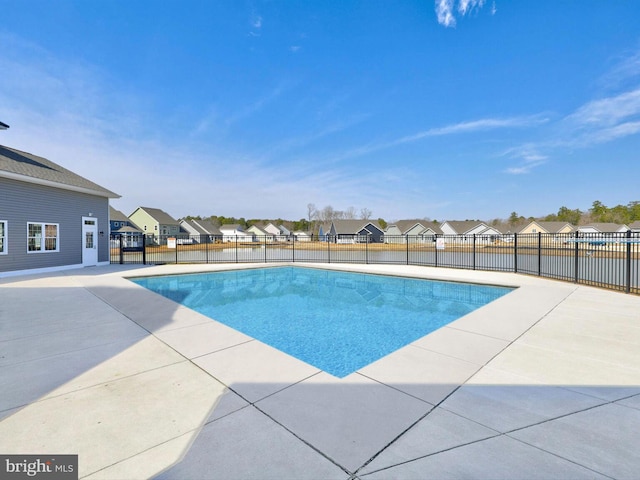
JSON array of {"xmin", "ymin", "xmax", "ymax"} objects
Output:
[{"xmin": 132, "ymin": 267, "xmax": 512, "ymax": 378}]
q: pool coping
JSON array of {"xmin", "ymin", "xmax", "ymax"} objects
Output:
[{"xmin": 1, "ymin": 263, "xmax": 639, "ymax": 479}]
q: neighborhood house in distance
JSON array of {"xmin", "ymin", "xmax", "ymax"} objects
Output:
[{"xmin": 0, "ymin": 136, "xmax": 119, "ymax": 277}]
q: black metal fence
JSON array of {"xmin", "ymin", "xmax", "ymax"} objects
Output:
[{"xmin": 110, "ymin": 231, "xmax": 640, "ymax": 294}]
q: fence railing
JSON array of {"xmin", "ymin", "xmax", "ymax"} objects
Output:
[{"xmin": 110, "ymin": 231, "xmax": 640, "ymax": 294}]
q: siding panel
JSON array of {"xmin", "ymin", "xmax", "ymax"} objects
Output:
[{"xmin": 0, "ymin": 177, "xmax": 110, "ymax": 274}]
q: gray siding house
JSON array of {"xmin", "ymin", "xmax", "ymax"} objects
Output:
[
  {"xmin": 384, "ymin": 220, "xmax": 442, "ymax": 244},
  {"xmin": 0, "ymin": 144, "xmax": 119, "ymax": 276},
  {"xmin": 329, "ymin": 220, "xmax": 384, "ymax": 243}
]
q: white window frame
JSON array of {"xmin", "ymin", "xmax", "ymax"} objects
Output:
[
  {"xmin": 27, "ymin": 222, "xmax": 60, "ymax": 253},
  {"xmin": 0, "ymin": 220, "xmax": 7, "ymax": 254}
]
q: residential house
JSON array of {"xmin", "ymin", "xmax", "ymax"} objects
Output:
[
  {"xmin": 109, "ymin": 206, "xmax": 143, "ymax": 248},
  {"xmin": 384, "ymin": 220, "xmax": 442, "ymax": 244},
  {"xmin": 247, "ymin": 224, "xmax": 273, "ymax": 242},
  {"xmin": 329, "ymin": 220, "xmax": 384, "ymax": 243},
  {"xmin": 519, "ymin": 221, "xmax": 575, "ymax": 235},
  {"xmin": 179, "ymin": 218, "xmax": 211, "ymax": 244},
  {"xmin": 179, "ymin": 219, "xmax": 222, "ymax": 243},
  {"xmin": 292, "ymin": 231, "xmax": 312, "ymax": 242},
  {"xmin": 129, "ymin": 207, "xmax": 181, "ymax": 244},
  {"xmin": 219, "ymin": 224, "xmax": 253, "ymax": 242},
  {"xmin": 629, "ymin": 221, "xmax": 640, "ymax": 233},
  {"xmin": 110, "ymin": 206, "xmax": 139, "ymax": 234},
  {"xmin": 0, "ymin": 143, "xmax": 119, "ymax": 276},
  {"xmin": 577, "ymin": 223, "xmax": 629, "ymax": 234},
  {"xmin": 440, "ymin": 220, "xmax": 501, "ymax": 243},
  {"xmin": 317, "ymin": 222, "xmax": 331, "ymax": 241},
  {"xmin": 263, "ymin": 223, "xmax": 291, "ymax": 241},
  {"xmin": 190, "ymin": 219, "xmax": 222, "ymax": 242}
]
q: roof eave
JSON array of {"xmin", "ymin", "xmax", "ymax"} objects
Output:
[{"xmin": 0, "ymin": 170, "xmax": 120, "ymax": 199}]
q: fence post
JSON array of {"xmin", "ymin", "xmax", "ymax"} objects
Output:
[
  {"xmin": 264, "ymin": 235, "xmax": 267, "ymax": 263},
  {"xmin": 175, "ymin": 236, "xmax": 178, "ymax": 264},
  {"xmin": 472, "ymin": 234, "xmax": 476, "ymax": 270},
  {"xmin": 118, "ymin": 235, "xmax": 123, "ymax": 264},
  {"xmin": 327, "ymin": 236, "xmax": 331, "ymax": 263},
  {"xmin": 434, "ymin": 235, "xmax": 439, "ymax": 267},
  {"xmin": 574, "ymin": 230, "xmax": 579, "ymax": 283},
  {"xmin": 292, "ymin": 235, "xmax": 295, "ymax": 263},
  {"xmin": 235, "ymin": 236, "xmax": 238, "ymax": 263},
  {"xmin": 366, "ymin": 235, "xmax": 369, "ymax": 264},
  {"xmin": 513, "ymin": 233, "xmax": 518, "ymax": 273},
  {"xmin": 626, "ymin": 229, "xmax": 632, "ymax": 294},
  {"xmin": 142, "ymin": 234, "xmax": 147, "ymax": 265},
  {"xmin": 538, "ymin": 232, "xmax": 542, "ymax": 276},
  {"xmin": 406, "ymin": 236, "xmax": 409, "ymax": 265}
]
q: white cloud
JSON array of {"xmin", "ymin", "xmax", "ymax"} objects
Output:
[
  {"xmin": 502, "ymin": 145, "xmax": 548, "ymax": 175},
  {"xmin": 322, "ymin": 114, "xmax": 546, "ymax": 165},
  {"xmin": 598, "ymin": 47, "xmax": 640, "ymax": 90},
  {"xmin": 581, "ymin": 121, "xmax": 640, "ymax": 145},
  {"xmin": 435, "ymin": 0, "xmax": 456, "ymax": 27},
  {"xmin": 566, "ymin": 88, "xmax": 640, "ymax": 127},
  {"xmin": 251, "ymin": 13, "xmax": 262, "ymax": 29},
  {"xmin": 436, "ymin": 0, "xmax": 491, "ymax": 27},
  {"xmin": 559, "ymin": 87, "xmax": 640, "ymax": 148},
  {"xmin": 458, "ymin": 0, "xmax": 486, "ymax": 15}
]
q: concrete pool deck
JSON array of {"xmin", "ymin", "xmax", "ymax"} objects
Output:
[{"xmin": 0, "ymin": 263, "xmax": 639, "ymax": 479}]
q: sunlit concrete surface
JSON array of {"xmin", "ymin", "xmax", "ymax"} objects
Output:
[{"xmin": 1, "ymin": 263, "xmax": 638, "ymax": 479}]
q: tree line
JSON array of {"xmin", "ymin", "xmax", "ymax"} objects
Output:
[
  {"xmin": 506, "ymin": 200, "xmax": 640, "ymax": 228},
  {"xmin": 183, "ymin": 199, "xmax": 640, "ymax": 235}
]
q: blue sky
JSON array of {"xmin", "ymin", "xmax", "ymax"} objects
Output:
[{"xmin": 1, "ymin": 1, "xmax": 639, "ymax": 223}]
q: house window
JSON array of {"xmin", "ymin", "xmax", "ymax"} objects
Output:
[
  {"xmin": 27, "ymin": 222, "xmax": 59, "ymax": 253},
  {"xmin": 0, "ymin": 221, "xmax": 6, "ymax": 254}
]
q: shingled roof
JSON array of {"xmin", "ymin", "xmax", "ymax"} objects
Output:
[
  {"xmin": 0, "ymin": 144, "xmax": 119, "ymax": 198},
  {"xmin": 131, "ymin": 207, "xmax": 179, "ymax": 225}
]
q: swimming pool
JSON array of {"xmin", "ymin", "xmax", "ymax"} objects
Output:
[{"xmin": 132, "ymin": 267, "xmax": 513, "ymax": 377}]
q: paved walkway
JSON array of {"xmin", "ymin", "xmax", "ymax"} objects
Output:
[{"xmin": 0, "ymin": 263, "xmax": 639, "ymax": 479}]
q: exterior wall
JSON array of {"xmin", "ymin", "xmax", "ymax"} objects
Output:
[
  {"xmin": 363, "ymin": 224, "xmax": 384, "ymax": 243},
  {"xmin": 159, "ymin": 223, "xmax": 180, "ymax": 236},
  {"xmin": 220, "ymin": 228, "xmax": 253, "ymax": 242},
  {"xmin": 247, "ymin": 226, "xmax": 273, "ymax": 242},
  {"xmin": 407, "ymin": 225, "xmax": 431, "ymax": 244},
  {"xmin": 384, "ymin": 225, "xmax": 404, "ymax": 244},
  {"xmin": 577, "ymin": 227, "xmax": 600, "ymax": 234},
  {"xmin": 439, "ymin": 223, "xmax": 457, "ymax": 235},
  {"xmin": 129, "ymin": 210, "xmax": 157, "ymax": 234},
  {"xmin": 467, "ymin": 224, "xmax": 489, "ymax": 235},
  {"xmin": 293, "ymin": 232, "xmax": 310, "ymax": 241},
  {"xmin": 0, "ymin": 177, "xmax": 109, "ymax": 275},
  {"xmin": 405, "ymin": 225, "xmax": 427, "ymax": 236},
  {"xmin": 263, "ymin": 224, "xmax": 280, "ymax": 236},
  {"xmin": 519, "ymin": 222, "xmax": 544, "ymax": 234}
]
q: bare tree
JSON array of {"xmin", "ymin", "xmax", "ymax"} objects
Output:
[
  {"xmin": 360, "ymin": 208, "xmax": 372, "ymax": 220},
  {"xmin": 345, "ymin": 206, "xmax": 357, "ymax": 219},
  {"xmin": 319, "ymin": 205, "xmax": 335, "ymax": 223},
  {"xmin": 307, "ymin": 203, "xmax": 317, "ymax": 233}
]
